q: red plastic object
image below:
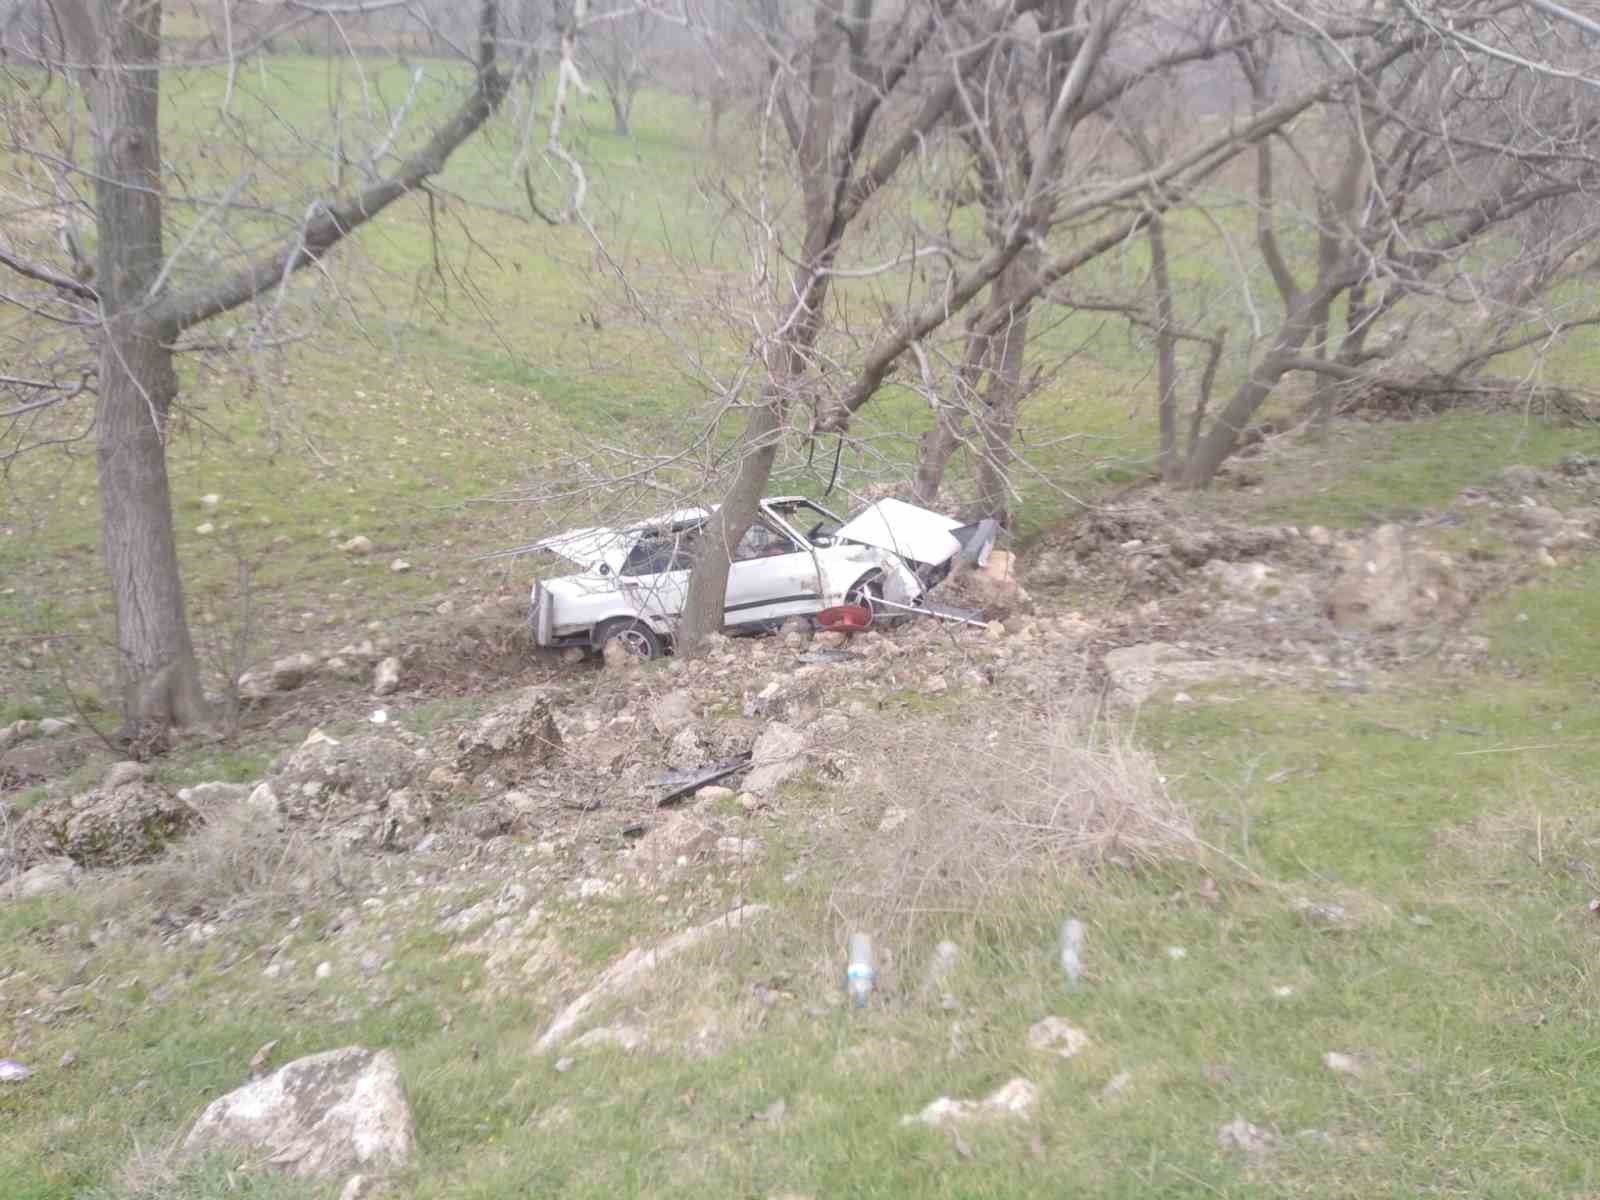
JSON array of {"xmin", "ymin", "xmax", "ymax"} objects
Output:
[{"xmin": 816, "ymin": 604, "xmax": 872, "ymax": 631}]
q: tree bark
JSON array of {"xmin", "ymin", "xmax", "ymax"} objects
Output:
[
  {"xmin": 971, "ymin": 254, "xmax": 1036, "ymax": 525},
  {"xmin": 674, "ymin": 394, "xmax": 785, "ymax": 655},
  {"xmin": 1148, "ymin": 210, "xmax": 1180, "ymax": 482},
  {"xmin": 82, "ymin": 0, "xmax": 211, "ymax": 734}
]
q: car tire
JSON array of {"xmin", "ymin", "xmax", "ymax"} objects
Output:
[
  {"xmin": 594, "ymin": 617, "xmax": 664, "ymax": 661},
  {"xmin": 844, "ymin": 571, "xmax": 887, "ymax": 620}
]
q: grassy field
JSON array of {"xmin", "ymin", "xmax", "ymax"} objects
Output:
[{"xmin": 5, "ymin": 49, "xmax": 1600, "ymax": 1200}]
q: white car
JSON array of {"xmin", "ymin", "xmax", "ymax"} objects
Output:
[{"xmin": 522, "ymin": 496, "xmax": 995, "ymax": 659}]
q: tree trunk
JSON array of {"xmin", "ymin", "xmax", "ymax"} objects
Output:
[
  {"xmin": 912, "ymin": 404, "xmax": 963, "ymax": 506},
  {"xmin": 86, "ymin": 0, "xmax": 212, "ymax": 734},
  {"xmin": 971, "ymin": 252, "xmax": 1036, "ymax": 525},
  {"xmin": 972, "ymin": 304, "xmax": 1031, "ymax": 525},
  {"xmin": 1148, "ymin": 211, "xmax": 1180, "ymax": 482},
  {"xmin": 674, "ymin": 396, "xmax": 784, "ymax": 656}
]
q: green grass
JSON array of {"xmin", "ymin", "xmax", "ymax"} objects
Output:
[{"xmin": 8, "ymin": 45, "xmax": 1600, "ymax": 1200}]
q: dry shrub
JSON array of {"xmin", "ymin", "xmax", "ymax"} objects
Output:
[
  {"xmin": 94, "ymin": 800, "xmax": 366, "ymax": 925},
  {"xmin": 826, "ymin": 701, "xmax": 1199, "ymax": 937}
]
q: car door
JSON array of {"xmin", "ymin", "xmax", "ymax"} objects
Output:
[
  {"xmin": 615, "ymin": 523, "xmax": 701, "ymax": 628},
  {"xmin": 723, "ymin": 515, "xmax": 822, "ymax": 626}
]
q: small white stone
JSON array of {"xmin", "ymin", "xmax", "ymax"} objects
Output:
[
  {"xmin": 196, "ymin": 522, "xmax": 215, "ymax": 535},
  {"xmin": 315, "ymin": 961, "xmax": 333, "ymax": 980},
  {"xmin": 1166, "ymin": 946, "xmax": 1187, "ymax": 960},
  {"xmin": 390, "ymin": 559, "xmax": 411, "ymax": 574},
  {"xmin": 200, "ymin": 493, "xmax": 220, "ymax": 509}
]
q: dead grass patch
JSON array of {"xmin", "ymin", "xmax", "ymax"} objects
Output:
[
  {"xmin": 824, "ymin": 701, "xmax": 1200, "ymax": 937},
  {"xmin": 93, "ymin": 799, "xmax": 369, "ymax": 926}
]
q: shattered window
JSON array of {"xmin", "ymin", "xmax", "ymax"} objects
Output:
[{"xmin": 734, "ymin": 521, "xmax": 798, "ymax": 561}]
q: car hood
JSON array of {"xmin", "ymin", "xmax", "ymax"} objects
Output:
[{"xmin": 835, "ymin": 498, "xmax": 985, "ymax": 567}]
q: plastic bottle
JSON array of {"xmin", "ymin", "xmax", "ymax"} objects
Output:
[
  {"xmin": 846, "ymin": 932, "xmax": 875, "ymax": 1007},
  {"xmin": 1059, "ymin": 917, "xmax": 1085, "ymax": 985}
]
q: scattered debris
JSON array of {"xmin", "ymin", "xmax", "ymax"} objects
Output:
[{"xmin": 656, "ymin": 753, "xmax": 753, "ymax": 807}]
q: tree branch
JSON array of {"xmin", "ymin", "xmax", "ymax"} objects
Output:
[
  {"xmin": 0, "ymin": 247, "xmax": 98, "ymax": 301},
  {"xmin": 156, "ymin": 0, "xmax": 508, "ymax": 332}
]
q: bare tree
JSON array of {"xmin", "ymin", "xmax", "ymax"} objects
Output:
[
  {"xmin": 1171, "ymin": 1, "xmax": 1600, "ymax": 485},
  {"xmin": 587, "ymin": 0, "xmax": 654, "ymax": 135},
  {"xmin": 1, "ymin": 0, "xmax": 517, "ymax": 737}
]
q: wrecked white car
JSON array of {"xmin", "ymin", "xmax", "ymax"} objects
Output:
[{"xmin": 513, "ymin": 496, "xmax": 995, "ymax": 659}]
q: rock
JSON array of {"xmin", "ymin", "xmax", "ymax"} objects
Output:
[
  {"xmin": 455, "ymin": 688, "xmax": 562, "ymax": 780},
  {"xmin": 177, "ymin": 781, "xmax": 253, "ymax": 808},
  {"xmin": 877, "ymin": 806, "xmax": 911, "ymax": 833},
  {"xmin": 902, "ymin": 1078, "xmax": 1038, "ymax": 1127},
  {"xmin": 269, "ymin": 652, "xmax": 320, "ymax": 692},
  {"xmin": 1098, "ymin": 1071, "xmax": 1132, "ymax": 1102},
  {"xmin": 339, "ymin": 535, "xmax": 373, "ymax": 556},
  {"xmin": 651, "ymin": 690, "xmax": 697, "ymax": 735},
  {"xmin": 36, "ymin": 718, "xmax": 73, "ymax": 737},
  {"xmin": 1026, "ymin": 1016, "xmax": 1089, "ymax": 1059},
  {"xmin": 181, "ymin": 1047, "xmax": 414, "ymax": 1180},
  {"xmin": 315, "ymin": 961, "xmax": 333, "ymax": 980},
  {"xmin": 1323, "ymin": 1051, "xmax": 1363, "ymax": 1076},
  {"xmin": 103, "ymin": 760, "xmax": 148, "ymax": 790},
  {"xmin": 813, "ymin": 630, "xmax": 849, "ymax": 650},
  {"xmin": 666, "ymin": 726, "xmax": 706, "ymax": 770},
  {"xmin": 571, "ymin": 1024, "xmax": 647, "ymax": 1054},
  {"xmin": 925, "ymin": 941, "xmax": 960, "ymax": 992},
  {"xmin": 0, "ymin": 1060, "xmax": 33, "ymax": 1082},
  {"xmin": 389, "ymin": 559, "xmax": 411, "ymax": 574},
  {"xmin": 339, "ymin": 1176, "xmax": 376, "ymax": 1200},
  {"xmin": 922, "ymin": 674, "xmax": 948, "ymax": 696},
  {"xmin": 270, "ymin": 730, "xmax": 422, "ymax": 845},
  {"xmin": 1102, "ymin": 642, "xmax": 1265, "ymax": 706},
  {"xmin": 0, "ymin": 719, "xmax": 37, "ymax": 750},
  {"xmin": 196, "ymin": 522, "xmax": 215, "ymax": 535},
  {"xmin": 1200, "ymin": 559, "xmax": 1277, "ymax": 599},
  {"xmin": 379, "ymin": 788, "xmax": 432, "ymax": 850},
  {"xmin": 535, "ymin": 905, "xmax": 768, "ymax": 1052},
  {"xmin": 9, "ymin": 857, "xmax": 80, "ymax": 899},
  {"xmin": 200, "ymin": 493, "xmax": 221, "ymax": 509},
  {"xmin": 744, "ymin": 722, "xmax": 807, "ymax": 795},
  {"xmin": 1494, "ymin": 464, "xmax": 1544, "ymax": 495},
  {"xmin": 1306, "ymin": 525, "xmax": 1333, "ymax": 547},
  {"xmin": 601, "ymin": 638, "xmax": 635, "ymax": 671},
  {"xmin": 372, "ymin": 657, "xmax": 401, "ymax": 697},
  {"xmin": 247, "ymin": 781, "xmax": 284, "ymax": 821},
  {"xmin": 18, "ymin": 782, "xmax": 197, "ymax": 869},
  {"xmin": 1326, "ymin": 524, "xmax": 1461, "ymax": 631},
  {"xmin": 779, "ymin": 616, "xmax": 813, "ymax": 646},
  {"xmin": 696, "ymin": 784, "xmax": 736, "ymax": 804},
  {"xmin": 558, "ymin": 647, "xmax": 586, "ymax": 666},
  {"xmin": 1216, "ymin": 1115, "xmax": 1277, "ymax": 1162}
]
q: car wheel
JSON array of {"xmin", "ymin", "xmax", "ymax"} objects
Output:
[
  {"xmin": 844, "ymin": 571, "xmax": 886, "ymax": 619},
  {"xmin": 595, "ymin": 618, "xmax": 664, "ymax": 661}
]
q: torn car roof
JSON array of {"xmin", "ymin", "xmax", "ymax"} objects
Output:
[{"xmin": 493, "ymin": 507, "xmax": 709, "ymax": 573}]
